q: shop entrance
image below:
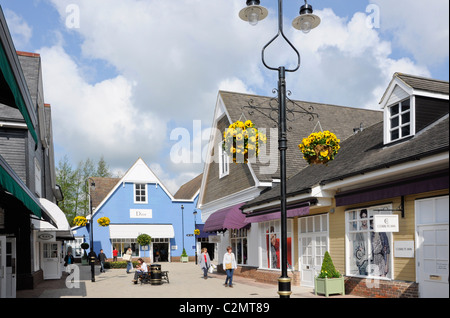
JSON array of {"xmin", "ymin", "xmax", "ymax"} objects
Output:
[
  {"xmin": 0, "ymin": 236, "xmax": 16, "ymax": 298},
  {"xmin": 153, "ymin": 243, "xmax": 169, "ymax": 262},
  {"xmin": 201, "ymin": 243, "xmax": 215, "ymax": 261}
]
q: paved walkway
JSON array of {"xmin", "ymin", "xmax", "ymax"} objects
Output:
[{"xmin": 17, "ymin": 262, "xmax": 359, "ymax": 299}]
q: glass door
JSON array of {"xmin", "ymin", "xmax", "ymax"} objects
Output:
[
  {"xmin": 298, "ymin": 215, "xmax": 329, "ymax": 287},
  {"xmin": 42, "ymin": 243, "xmax": 60, "ymax": 280}
]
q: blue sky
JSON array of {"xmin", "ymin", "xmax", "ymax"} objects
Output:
[{"xmin": 1, "ymin": 0, "xmax": 448, "ymax": 193}]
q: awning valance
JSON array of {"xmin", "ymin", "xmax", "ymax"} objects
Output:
[
  {"xmin": 244, "ymin": 204, "xmax": 310, "ymax": 223},
  {"xmin": 195, "ymin": 224, "xmax": 216, "ymax": 238},
  {"xmin": 203, "ymin": 203, "xmax": 249, "ymax": 233},
  {"xmin": 109, "ymin": 224, "xmax": 175, "ymax": 239},
  {"xmin": 32, "ymin": 199, "xmax": 73, "ymax": 239}
]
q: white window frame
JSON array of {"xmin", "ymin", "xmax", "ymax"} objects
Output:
[
  {"xmin": 34, "ymin": 158, "xmax": 42, "ymax": 197},
  {"xmin": 230, "ymin": 228, "xmax": 248, "ymax": 265},
  {"xmin": 259, "ymin": 219, "xmax": 293, "ymax": 270},
  {"xmin": 345, "ymin": 204, "xmax": 394, "ymax": 280},
  {"xmin": 134, "ymin": 183, "xmax": 147, "ymax": 204},
  {"xmin": 386, "ymin": 97, "xmax": 413, "ymax": 143},
  {"xmin": 218, "ymin": 141, "xmax": 229, "ymax": 179}
]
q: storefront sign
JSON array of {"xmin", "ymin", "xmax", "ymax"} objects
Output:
[
  {"xmin": 394, "ymin": 241, "xmax": 415, "ymax": 258},
  {"xmin": 373, "ymin": 214, "xmax": 399, "ymax": 232},
  {"xmin": 37, "ymin": 231, "xmax": 56, "ymax": 242},
  {"xmin": 130, "ymin": 209, "xmax": 152, "ymax": 219}
]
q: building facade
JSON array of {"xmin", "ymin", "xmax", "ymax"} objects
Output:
[
  {"xmin": 242, "ymin": 73, "xmax": 449, "ymax": 297},
  {"xmin": 70, "ymin": 158, "xmax": 201, "ymax": 263},
  {"xmin": 1, "ymin": 6, "xmax": 68, "ymax": 297}
]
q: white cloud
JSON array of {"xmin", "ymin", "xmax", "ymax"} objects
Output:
[
  {"xmin": 371, "ymin": 0, "xmax": 449, "ymax": 65},
  {"xmin": 34, "ymin": 0, "xmax": 445, "ymax": 191},
  {"xmin": 288, "ymin": 8, "xmax": 430, "ymax": 110},
  {"xmin": 4, "ymin": 9, "xmax": 32, "ymax": 49},
  {"xmin": 39, "ymin": 45, "xmax": 166, "ymax": 170}
]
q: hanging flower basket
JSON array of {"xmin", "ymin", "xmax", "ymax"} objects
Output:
[
  {"xmin": 223, "ymin": 120, "xmax": 267, "ymax": 164},
  {"xmin": 298, "ymin": 130, "xmax": 340, "ymax": 165},
  {"xmin": 194, "ymin": 229, "xmax": 200, "ymax": 236},
  {"xmin": 97, "ymin": 217, "xmax": 110, "ymax": 227},
  {"xmin": 74, "ymin": 216, "xmax": 87, "ymax": 227}
]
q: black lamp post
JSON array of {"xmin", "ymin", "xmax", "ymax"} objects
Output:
[
  {"xmin": 181, "ymin": 204, "xmax": 185, "ymax": 253},
  {"xmin": 193, "ymin": 210, "xmax": 198, "ymax": 264},
  {"xmin": 86, "ymin": 177, "xmax": 96, "ymax": 282},
  {"xmin": 238, "ymin": 0, "xmax": 320, "ymax": 298}
]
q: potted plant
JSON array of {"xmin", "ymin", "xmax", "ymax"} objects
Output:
[
  {"xmin": 81, "ymin": 242, "xmax": 89, "ymax": 265},
  {"xmin": 180, "ymin": 248, "xmax": 189, "ymax": 263},
  {"xmin": 97, "ymin": 216, "xmax": 110, "ymax": 227},
  {"xmin": 74, "ymin": 216, "xmax": 87, "ymax": 227},
  {"xmin": 223, "ymin": 119, "xmax": 267, "ymax": 164},
  {"xmin": 315, "ymin": 251, "xmax": 345, "ymax": 297},
  {"xmin": 136, "ymin": 233, "xmax": 152, "ymax": 246},
  {"xmin": 298, "ymin": 130, "xmax": 340, "ymax": 165}
]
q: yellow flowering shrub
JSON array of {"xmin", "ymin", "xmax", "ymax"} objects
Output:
[
  {"xmin": 298, "ymin": 130, "xmax": 340, "ymax": 164},
  {"xmin": 223, "ymin": 120, "xmax": 267, "ymax": 163},
  {"xmin": 97, "ymin": 216, "xmax": 110, "ymax": 227}
]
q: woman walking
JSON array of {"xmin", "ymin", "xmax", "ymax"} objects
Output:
[
  {"xmin": 198, "ymin": 248, "xmax": 211, "ymax": 279},
  {"xmin": 223, "ymin": 246, "xmax": 237, "ymax": 287}
]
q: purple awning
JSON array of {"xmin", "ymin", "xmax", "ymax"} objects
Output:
[
  {"xmin": 203, "ymin": 203, "xmax": 249, "ymax": 233},
  {"xmin": 245, "ymin": 205, "xmax": 310, "ymax": 223}
]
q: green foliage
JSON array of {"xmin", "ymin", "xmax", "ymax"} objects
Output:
[
  {"xmin": 181, "ymin": 248, "xmax": 188, "ymax": 257},
  {"xmin": 56, "ymin": 155, "xmax": 116, "ymax": 225},
  {"xmin": 136, "ymin": 234, "xmax": 152, "ymax": 246},
  {"xmin": 318, "ymin": 251, "xmax": 341, "ymax": 278},
  {"xmin": 104, "ymin": 261, "xmax": 138, "ymax": 269}
]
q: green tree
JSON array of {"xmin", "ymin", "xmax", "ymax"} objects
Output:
[{"xmin": 57, "ymin": 156, "xmax": 115, "ymax": 224}]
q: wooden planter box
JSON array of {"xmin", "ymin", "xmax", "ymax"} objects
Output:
[
  {"xmin": 180, "ymin": 256, "xmax": 189, "ymax": 263},
  {"xmin": 315, "ymin": 276, "xmax": 345, "ymax": 297}
]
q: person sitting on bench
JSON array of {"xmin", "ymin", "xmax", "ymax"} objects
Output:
[{"xmin": 132, "ymin": 258, "xmax": 148, "ymax": 284}]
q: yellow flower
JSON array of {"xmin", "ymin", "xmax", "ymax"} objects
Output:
[{"xmin": 320, "ymin": 150, "xmax": 329, "ymax": 157}]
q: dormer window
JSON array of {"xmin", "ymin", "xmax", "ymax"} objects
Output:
[{"xmin": 388, "ymin": 98, "xmax": 411, "ymax": 142}]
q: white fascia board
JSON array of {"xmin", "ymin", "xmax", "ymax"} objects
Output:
[{"xmin": 321, "ymin": 152, "xmax": 449, "ymax": 192}]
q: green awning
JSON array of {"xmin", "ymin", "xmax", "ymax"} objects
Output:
[
  {"xmin": 0, "ymin": 162, "xmax": 41, "ymax": 218},
  {"xmin": 0, "ymin": 156, "xmax": 57, "ymax": 228},
  {"xmin": 0, "ymin": 40, "xmax": 39, "ymax": 145}
]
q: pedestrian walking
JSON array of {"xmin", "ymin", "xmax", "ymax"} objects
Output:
[
  {"xmin": 198, "ymin": 248, "xmax": 211, "ymax": 279},
  {"xmin": 223, "ymin": 246, "xmax": 237, "ymax": 287},
  {"xmin": 112, "ymin": 247, "xmax": 118, "ymax": 262},
  {"xmin": 125, "ymin": 247, "xmax": 133, "ymax": 274},
  {"xmin": 98, "ymin": 249, "xmax": 107, "ymax": 273}
]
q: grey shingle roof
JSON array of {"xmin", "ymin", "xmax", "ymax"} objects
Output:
[
  {"xmin": 395, "ymin": 72, "xmax": 449, "ymax": 95},
  {"xmin": 219, "ymin": 90, "xmax": 383, "ymax": 182},
  {"xmin": 173, "ymin": 173, "xmax": 203, "ymax": 200},
  {"xmin": 244, "ymin": 115, "xmax": 449, "ymax": 208}
]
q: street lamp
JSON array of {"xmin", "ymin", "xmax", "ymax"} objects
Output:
[
  {"xmin": 181, "ymin": 204, "xmax": 185, "ymax": 253},
  {"xmin": 238, "ymin": 0, "xmax": 320, "ymax": 298},
  {"xmin": 193, "ymin": 210, "xmax": 198, "ymax": 265},
  {"xmin": 86, "ymin": 177, "xmax": 96, "ymax": 282}
]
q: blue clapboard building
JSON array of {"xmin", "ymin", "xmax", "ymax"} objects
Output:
[{"xmin": 70, "ymin": 158, "xmax": 201, "ymax": 262}]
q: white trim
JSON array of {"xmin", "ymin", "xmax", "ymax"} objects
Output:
[{"xmin": 218, "ymin": 141, "xmax": 229, "ymax": 179}]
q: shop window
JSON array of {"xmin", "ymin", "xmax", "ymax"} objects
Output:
[
  {"xmin": 230, "ymin": 228, "xmax": 248, "ymax": 265},
  {"xmin": 345, "ymin": 205, "xmax": 393, "ymax": 279},
  {"xmin": 260, "ymin": 220, "xmax": 292, "ymax": 270}
]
